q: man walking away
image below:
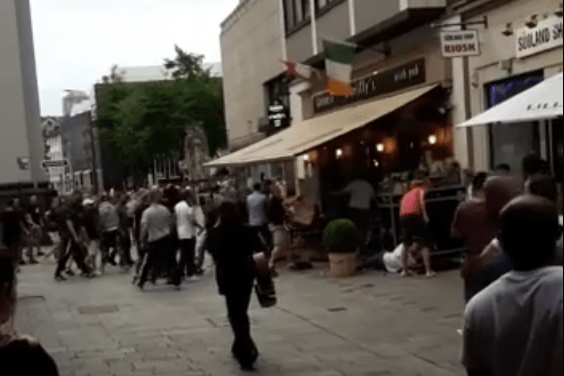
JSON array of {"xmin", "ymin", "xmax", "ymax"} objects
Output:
[
  {"xmin": 462, "ymin": 195, "xmax": 563, "ymax": 376},
  {"xmin": 138, "ymin": 190, "xmax": 180, "ymax": 290},
  {"xmin": 175, "ymin": 190, "xmax": 200, "ymax": 280},
  {"xmin": 452, "ymin": 172, "xmax": 498, "ymax": 303},
  {"xmin": 399, "ymin": 180, "xmax": 436, "ymax": 277},
  {"xmin": 98, "ymin": 195, "xmax": 121, "ymax": 271},
  {"xmin": 246, "ymin": 183, "xmax": 272, "ymax": 253},
  {"xmin": 58, "ymin": 191, "xmax": 92, "ymax": 278},
  {"xmin": 342, "ymin": 173, "xmax": 376, "ymax": 257}
]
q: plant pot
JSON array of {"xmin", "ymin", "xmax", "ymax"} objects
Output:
[{"xmin": 328, "ymin": 252, "xmax": 357, "ymax": 278}]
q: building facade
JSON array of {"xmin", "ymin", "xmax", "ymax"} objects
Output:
[
  {"xmin": 446, "ymin": 0, "xmax": 563, "ymax": 175},
  {"xmin": 0, "ymin": 0, "xmax": 48, "ymax": 190},
  {"xmin": 60, "ymin": 111, "xmax": 103, "ymax": 193},
  {"xmin": 220, "ymin": 0, "xmax": 288, "ymax": 152},
  {"xmin": 41, "ymin": 117, "xmax": 66, "ymax": 193},
  {"xmin": 213, "ymin": 1, "xmax": 459, "ymax": 197}
]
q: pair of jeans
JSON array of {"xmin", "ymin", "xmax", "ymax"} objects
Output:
[
  {"xmin": 225, "ymin": 280, "xmax": 258, "ymax": 367},
  {"xmin": 139, "ymin": 236, "xmax": 180, "ymax": 287},
  {"xmin": 178, "ymin": 238, "xmax": 196, "ymax": 278}
]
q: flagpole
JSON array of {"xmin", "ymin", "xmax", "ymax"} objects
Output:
[
  {"xmin": 278, "ymin": 0, "xmax": 288, "ymax": 61},
  {"xmin": 309, "ymin": 0, "xmax": 318, "ymax": 55},
  {"xmin": 348, "ymin": 0, "xmax": 356, "ymax": 36}
]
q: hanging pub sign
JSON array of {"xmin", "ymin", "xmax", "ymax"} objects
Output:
[
  {"xmin": 440, "ymin": 30, "xmax": 481, "ymax": 58},
  {"xmin": 313, "ymin": 58, "xmax": 426, "ymax": 114},
  {"xmin": 268, "ymin": 100, "xmax": 289, "ymax": 129},
  {"xmin": 516, "ymin": 16, "xmax": 563, "ymax": 59}
]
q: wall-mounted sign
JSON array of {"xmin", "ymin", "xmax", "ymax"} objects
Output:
[
  {"xmin": 440, "ymin": 30, "xmax": 481, "ymax": 58},
  {"xmin": 516, "ymin": 17, "xmax": 563, "ymax": 59},
  {"xmin": 17, "ymin": 157, "xmax": 30, "ymax": 170},
  {"xmin": 314, "ymin": 58, "xmax": 426, "ymax": 114},
  {"xmin": 268, "ymin": 100, "xmax": 289, "ymax": 129},
  {"xmin": 42, "ymin": 159, "xmax": 69, "ymax": 170}
]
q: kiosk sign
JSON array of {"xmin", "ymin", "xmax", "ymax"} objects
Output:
[{"xmin": 440, "ymin": 30, "xmax": 481, "ymax": 58}]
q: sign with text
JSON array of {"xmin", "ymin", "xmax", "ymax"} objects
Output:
[
  {"xmin": 314, "ymin": 58, "xmax": 426, "ymax": 114},
  {"xmin": 440, "ymin": 30, "xmax": 481, "ymax": 58},
  {"xmin": 42, "ymin": 159, "xmax": 69, "ymax": 170},
  {"xmin": 268, "ymin": 101, "xmax": 289, "ymax": 129},
  {"xmin": 516, "ymin": 17, "xmax": 563, "ymax": 59}
]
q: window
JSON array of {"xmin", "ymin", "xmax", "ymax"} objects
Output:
[
  {"xmin": 284, "ymin": 0, "xmax": 311, "ymax": 30},
  {"xmin": 316, "ymin": 0, "xmax": 339, "ymax": 11}
]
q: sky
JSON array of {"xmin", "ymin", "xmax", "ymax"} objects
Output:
[{"xmin": 30, "ymin": 0, "xmax": 239, "ymax": 116}]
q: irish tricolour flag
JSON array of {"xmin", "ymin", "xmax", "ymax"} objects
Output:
[{"xmin": 324, "ymin": 38, "xmax": 357, "ymax": 96}]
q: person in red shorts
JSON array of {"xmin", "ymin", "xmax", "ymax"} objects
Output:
[{"xmin": 399, "ymin": 180, "xmax": 436, "ymax": 278}]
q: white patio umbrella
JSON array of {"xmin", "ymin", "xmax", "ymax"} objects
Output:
[{"xmin": 459, "ymin": 73, "xmax": 563, "ymax": 127}]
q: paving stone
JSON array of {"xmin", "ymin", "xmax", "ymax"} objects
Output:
[{"xmin": 14, "ymin": 260, "xmax": 465, "ymax": 375}]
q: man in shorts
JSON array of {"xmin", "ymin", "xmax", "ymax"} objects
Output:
[{"xmin": 399, "ymin": 180, "xmax": 436, "ymax": 277}]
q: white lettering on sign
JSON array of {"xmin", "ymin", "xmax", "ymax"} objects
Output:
[
  {"xmin": 440, "ymin": 30, "xmax": 481, "ymax": 58},
  {"xmin": 516, "ymin": 17, "xmax": 563, "ymax": 58}
]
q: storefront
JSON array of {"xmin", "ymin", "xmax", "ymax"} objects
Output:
[
  {"xmin": 207, "ymin": 23, "xmax": 469, "ymax": 255},
  {"xmin": 459, "ymin": 0, "xmax": 563, "ymax": 176}
]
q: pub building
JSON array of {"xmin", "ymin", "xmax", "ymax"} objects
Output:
[{"xmin": 208, "ymin": 17, "xmax": 468, "ymax": 256}]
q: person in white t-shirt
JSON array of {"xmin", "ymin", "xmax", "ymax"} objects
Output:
[
  {"xmin": 462, "ymin": 195, "xmax": 563, "ymax": 376},
  {"xmin": 342, "ymin": 174, "xmax": 376, "ymax": 256},
  {"xmin": 174, "ymin": 190, "xmax": 202, "ymax": 280}
]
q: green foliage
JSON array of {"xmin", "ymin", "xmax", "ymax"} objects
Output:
[
  {"xmin": 323, "ymin": 219, "xmax": 359, "ymax": 254},
  {"xmin": 95, "ymin": 46, "xmax": 226, "ymax": 173}
]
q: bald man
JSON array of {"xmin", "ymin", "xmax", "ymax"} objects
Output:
[{"xmin": 462, "ymin": 196, "xmax": 563, "ymax": 376}]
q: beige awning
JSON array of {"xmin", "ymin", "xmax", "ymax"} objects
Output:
[{"xmin": 207, "ymin": 84, "xmax": 439, "ymax": 167}]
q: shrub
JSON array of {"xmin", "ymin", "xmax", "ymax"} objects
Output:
[{"xmin": 323, "ymin": 219, "xmax": 358, "ymax": 254}]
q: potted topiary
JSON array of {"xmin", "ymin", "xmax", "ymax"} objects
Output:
[{"xmin": 323, "ymin": 219, "xmax": 359, "ymax": 278}]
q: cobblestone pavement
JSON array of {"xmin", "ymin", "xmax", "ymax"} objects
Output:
[{"xmin": 14, "ymin": 254, "xmax": 466, "ymax": 376}]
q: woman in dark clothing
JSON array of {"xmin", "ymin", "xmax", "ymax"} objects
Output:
[
  {"xmin": 207, "ymin": 202, "xmax": 262, "ymax": 371},
  {"xmin": 0, "ymin": 253, "xmax": 59, "ymax": 375}
]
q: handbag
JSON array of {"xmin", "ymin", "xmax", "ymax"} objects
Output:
[{"xmin": 253, "ymin": 252, "xmax": 277, "ymax": 308}]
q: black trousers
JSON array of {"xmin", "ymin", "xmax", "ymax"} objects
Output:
[
  {"xmin": 100, "ymin": 230, "xmax": 121, "ymax": 265},
  {"xmin": 348, "ymin": 208, "xmax": 372, "ymax": 256},
  {"xmin": 251, "ymin": 225, "xmax": 272, "ymax": 255},
  {"xmin": 224, "ymin": 281, "xmax": 258, "ymax": 366},
  {"xmin": 139, "ymin": 236, "xmax": 180, "ymax": 287},
  {"xmin": 55, "ymin": 238, "xmax": 90, "ymax": 276},
  {"xmin": 119, "ymin": 230, "xmax": 133, "ymax": 265},
  {"xmin": 178, "ymin": 238, "xmax": 196, "ymax": 278}
]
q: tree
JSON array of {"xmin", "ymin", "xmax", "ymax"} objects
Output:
[{"xmin": 96, "ymin": 46, "xmax": 226, "ymax": 176}]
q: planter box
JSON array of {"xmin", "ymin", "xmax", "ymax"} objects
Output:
[{"xmin": 328, "ymin": 253, "xmax": 357, "ymax": 278}]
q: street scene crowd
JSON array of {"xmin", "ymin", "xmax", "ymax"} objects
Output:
[{"xmin": 1, "ymin": 152, "xmax": 563, "ymax": 375}]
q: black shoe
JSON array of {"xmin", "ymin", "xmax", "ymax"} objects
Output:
[
  {"xmin": 136, "ymin": 282, "xmax": 145, "ymax": 290},
  {"xmin": 37, "ymin": 251, "xmax": 45, "ymax": 256},
  {"xmin": 239, "ymin": 363, "xmax": 256, "ymax": 372},
  {"xmin": 54, "ymin": 274, "xmax": 67, "ymax": 281},
  {"xmin": 19, "ymin": 260, "xmax": 27, "ymax": 266},
  {"xmin": 65, "ymin": 269, "xmax": 75, "ymax": 276},
  {"xmin": 29, "ymin": 259, "xmax": 39, "ymax": 265}
]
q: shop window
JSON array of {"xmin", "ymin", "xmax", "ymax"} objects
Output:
[
  {"xmin": 486, "ymin": 72, "xmax": 544, "ymax": 108},
  {"xmin": 486, "ymin": 72, "xmax": 545, "ymax": 172}
]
